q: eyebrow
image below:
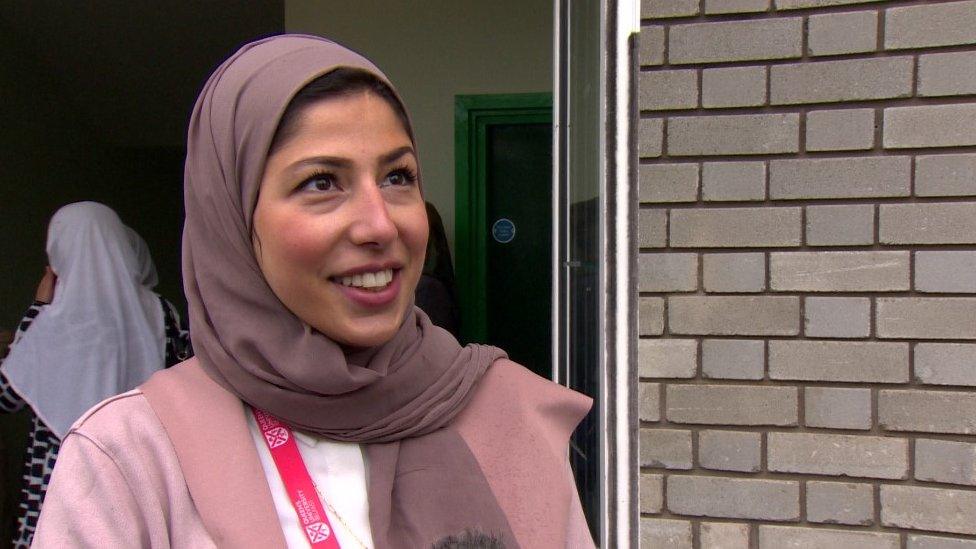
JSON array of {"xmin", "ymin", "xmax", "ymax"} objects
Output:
[{"xmin": 289, "ymin": 146, "xmax": 416, "ymax": 171}]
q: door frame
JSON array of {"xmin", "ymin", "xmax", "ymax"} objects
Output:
[{"xmin": 454, "ymin": 92, "xmax": 552, "ymax": 344}]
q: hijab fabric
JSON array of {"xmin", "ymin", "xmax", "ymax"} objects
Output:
[
  {"xmin": 183, "ymin": 34, "xmax": 505, "ymax": 441},
  {"xmin": 2, "ymin": 202, "xmax": 166, "ymax": 438}
]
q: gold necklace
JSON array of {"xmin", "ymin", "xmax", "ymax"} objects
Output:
[{"xmin": 313, "ymin": 483, "xmax": 371, "ymax": 549}]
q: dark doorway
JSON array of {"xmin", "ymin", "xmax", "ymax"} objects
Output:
[{"xmin": 454, "ymin": 94, "xmax": 553, "ymax": 379}]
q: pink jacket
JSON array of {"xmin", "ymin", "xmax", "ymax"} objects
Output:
[{"xmin": 32, "ymin": 358, "xmax": 594, "ymax": 548}]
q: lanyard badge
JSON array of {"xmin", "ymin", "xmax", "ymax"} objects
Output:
[{"xmin": 252, "ymin": 407, "xmax": 342, "ymax": 548}]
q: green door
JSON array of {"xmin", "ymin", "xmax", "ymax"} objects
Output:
[{"xmin": 455, "ymin": 94, "xmax": 552, "ymax": 379}]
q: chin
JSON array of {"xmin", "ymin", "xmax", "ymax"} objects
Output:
[{"xmin": 323, "ymin": 316, "xmax": 405, "ymax": 349}]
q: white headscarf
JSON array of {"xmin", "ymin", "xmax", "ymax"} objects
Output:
[{"xmin": 2, "ymin": 202, "xmax": 166, "ymax": 438}]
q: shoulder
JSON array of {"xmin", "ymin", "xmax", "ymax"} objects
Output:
[
  {"xmin": 67, "ymin": 389, "xmax": 169, "ymax": 457},
  {"xmin": 454, "ymin": 358, "xmax": 592, "ymax": 456}
]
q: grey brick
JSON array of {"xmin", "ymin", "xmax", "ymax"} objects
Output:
[
  {"xmin": 670, "ymin": 296, "xmax": 800, "ymax": 336},
  {"xmin": 669, "ymin": 19, "xmax": 802, "ymax": 64},
  {"xmin": 806, "ymin": 204, "xmax": 875, "ymax": 246},
  {"xmin": 806, "ymin": 481, "xmax": 874, "ymax": 525},
  {"xmin": 668, "ymin": 114, "xmax": 800, "ymax": 156},
  {"xmin": 700, "ymin": 522, "xmax": 750, "ymax": 549},
  {"xmin": 638, "ymin": 253, "xmax": 698, "ymax": 292},
  {"xmin": 885, "ymin": 1, "xmax": 976, "ymax": 50},
  {"xmin": 640, "ymin": 428, "xmax": 693, "ymax": 469},
  {"xmin": 671, "ymin": 207, "xmax": 802, "ymax": 248},
  {"xmin": 881, "ymin": 485, "xmax": 976, "ymax": 535},
  {"xmin": 703, "ymin": 253, "xmax": 765, "ymax": 293},
  {"xmin": 702, "ymin": 339, "xmax": 765, "ymax": 380},
  {"xmin": 637, "ymin": 208, "xmax": 668, "ymax": 248},
  {"xmin": 704, "ymin": 0, "xmax": 770, "ymax": 14},
  {"xmin": 916, "ymin": 154, "xmax": 976, "ymax": 197},
  {"xmin": 916, "ymin": 439, "xmax": 976, "ymax": 486},
  {"xmin": 917, "ymin": 251, "xmax": 976, "ymax": 293},
  {"xmin": 770, "ymin": 251, "xmax": 910, "ymax": 292},
  {"xmin": 885, "ymin": 104, "xmax": 976, "ymax": 149},
  {"xmin": 639, "ymin": 338, "xmax": 697, "ymax": 378},
  {"xmin": 804, "ymin": 297, "xmax": 871, "ymax": 339},
  {"xmin": 915, "ymin": 343, "xmax": 976, "ymax": 387},
  {"xmin": 642, "ymin": 0, "xmax": 699, "ymax": 18},
  {"xmin": 638, "ymin": 208, "xmax": 666, "ymax": 249},
  {"xmin": 770, "ymin": 340, "xmax": 908, "ymax": 383},
  {"xmin": 699, "ymin": 430, "xmax": 762, "ymax": 472},
  {"xmin": 759, "ymin": 526, "xmax": 898, "ymax": 549},
  {"xmin": 668, "ymin": 476, "xmax": 799, "ymax": 520},
  {"xmin": 639, "ymin": 382, "xmax": 661, "ymax": 422},
  {"xmin": 638, "ymin": 297, "xmax": 665, "ymax": 336},
  {"xmin": 639, "ymin": 473, "xmax": 664, "ymax": 513},
  {"xmin": 639, "ymin": 70, "xmax": 698, "ymax": 111},
  {"xmin": 877, "ymin": 298, "xmax": 976, "ymax": 340},
  {"xmin": 640, "ymin": 518, "xmax": 692, "ymax": 549},
  {"xmin": 808, "ymin": 11, "xmax": 878, "ymax": 56},
  {"xmin": 775, "ymin": 0, "xmax": 885, "ymax": 7},
  {"xmin": 910, "ymin": 535, "xmax": 976, "ymax": 549},
  {"xmin": 805, "ymin": 387, "xmax": 873, "ymax": 430},
  {"xmin": 639, "ymin": 118, "xmax": 663, "ymax": 158},
  {"xmin": 702, "ymin": 161, "xmax": 766, "ymax": 202},
  {"xmin": 768, "ymin": 432, "xmax": 908, "ymax": 479},
  {"xmin": 639, "ymin": 163, "xmax": 698, "ymax": 203},
  {"xmin": 805, "ymin": 108, "xmax": 876, "ymax": 152},
  {"xmin": 702, "ymin": 66, "xmax": 767, "ymax": 108},
  {"xmin": 919, "ymin": 51, "xmax": 976, "ymax": 97},
  {"xmin": 639, "ymin": 25, "xmax": 665, "ymax": 66},
  {"xmin": 771, "ymin": 57, "xmax": 913, "ymax": 105},
  {"xmin": 881, "ymin": 203, "xmax": 976, "ymax": 244},
  {"xmin": 769, "ymin": 156, "xmax": 910, "ymax": 199},
  {"xmin": 879, "ymin": 389, "xmax": 976, "ymax": 435},
  {"xmin": 667, "ymin": 384, "xmax": 798, "ymax": 425}
]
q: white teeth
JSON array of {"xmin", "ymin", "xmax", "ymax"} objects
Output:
[{"xmin": 337, "ymin": 268, "xmax": 394, "ymax": 289}]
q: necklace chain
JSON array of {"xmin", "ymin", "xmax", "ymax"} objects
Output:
[{"xmin": 313, "ymin": 483, "xmax": 371, "ymax": 549}]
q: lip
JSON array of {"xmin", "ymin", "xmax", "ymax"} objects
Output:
[{"xmin": 332, "ymin": 268, "xmax": 402, "ymax": 308}]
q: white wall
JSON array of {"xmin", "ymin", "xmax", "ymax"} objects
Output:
[{"xmin": 285, "ymin": 1, "xmax": 553, "ymax": 253}]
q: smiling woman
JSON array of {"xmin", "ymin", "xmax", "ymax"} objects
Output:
[{"xmin": 30, "ymin": 35, "xmax": 594, "ymax": 549}]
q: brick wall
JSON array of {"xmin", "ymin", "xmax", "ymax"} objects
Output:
[{"xmin": 637, "ymin": 1, "xmax": 976, "ymax": 547}]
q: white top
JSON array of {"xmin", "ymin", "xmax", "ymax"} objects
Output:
[{"xmin": 247, "ymin": 409, "xmax": 375, "ymax": 549}]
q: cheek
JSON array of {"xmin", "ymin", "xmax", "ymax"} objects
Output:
[
  {"xmin": 398, "ymin": 207, "xmax": 430, "ymax": 260},
  {"xmin": 258, "ymin": 210, "xmax": 333, "ymax": 274}
]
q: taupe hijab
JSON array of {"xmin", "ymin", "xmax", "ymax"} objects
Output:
[
  {"xmin": 182, "ymin": 34, "xmax": 519, "ymax": 547},
  {"xmin": 183, "ymin": 35, "xmax": 504, "ymax": 440}
]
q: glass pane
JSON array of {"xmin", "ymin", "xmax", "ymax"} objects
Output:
[{"xmin": 557, "ymin": 0, "xmax": 603, "ymax": 540}]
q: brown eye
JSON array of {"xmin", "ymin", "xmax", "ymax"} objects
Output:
[
  {"xmin": 299, "ymin": 173, "xmax": 338, "ymax": 192},
  {"xmin": 381, "ymin": 168, "xmax": 418, "ymax": 188}
]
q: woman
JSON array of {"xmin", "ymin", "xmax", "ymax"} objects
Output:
[
  {"xmin": 33, "ymin": 35, "xmax": 592, "ymax": 548},
  {"xmin": 0, "ymin": 201, "xmax": 188, "ymax": 548}
]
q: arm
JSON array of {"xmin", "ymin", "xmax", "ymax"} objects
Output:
[
  {"xmin": 161, "ymin": 298, "xmax": 192, "ymax": 367},
  {"xmin": 31, "ymin": 432, "xmax": 151, "ymax": 548},
  {"xmin": 0, "ymin": 301, "xmax": 49, "ymax": 413}
]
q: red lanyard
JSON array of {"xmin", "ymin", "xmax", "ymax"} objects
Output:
[{"xmin": 252, "ymin": 407, "xmax": 341, "ymax": 548}]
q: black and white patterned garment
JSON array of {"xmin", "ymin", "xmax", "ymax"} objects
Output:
[{"xmin": 0, "ymin": 298, "xmax": 190, "ymax": 548}]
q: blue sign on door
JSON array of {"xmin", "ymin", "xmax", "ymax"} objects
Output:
[{"xmin": 492, "ymin": 218, "xmax": 516, "ymax": 244}]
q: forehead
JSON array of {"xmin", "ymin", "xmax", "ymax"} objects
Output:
[{"xmin": 278, "ymin": 92, "xmax": 412, "ymax": 154}]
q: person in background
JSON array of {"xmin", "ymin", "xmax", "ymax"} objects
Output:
[
  {"xmin": 415, "ymin": 201, "xmax": 461, "ymax": 337},
  {"xmin": 0, "ymin": 201, "xmax": 188, "ymax": 548}
]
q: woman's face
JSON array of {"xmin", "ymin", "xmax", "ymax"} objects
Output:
[{"xmin": 253, "ymin": 91, "xmax": 428, "ymax": 348}]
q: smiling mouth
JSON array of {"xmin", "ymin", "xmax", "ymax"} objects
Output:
[{"xmin": 333, "ymin": 268, "xmax": 395, "ymax": 292}]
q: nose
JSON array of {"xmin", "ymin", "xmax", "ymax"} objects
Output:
[{"xmin": 348, "ymin": 181, "xmax": 398, "ymax": 247}]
